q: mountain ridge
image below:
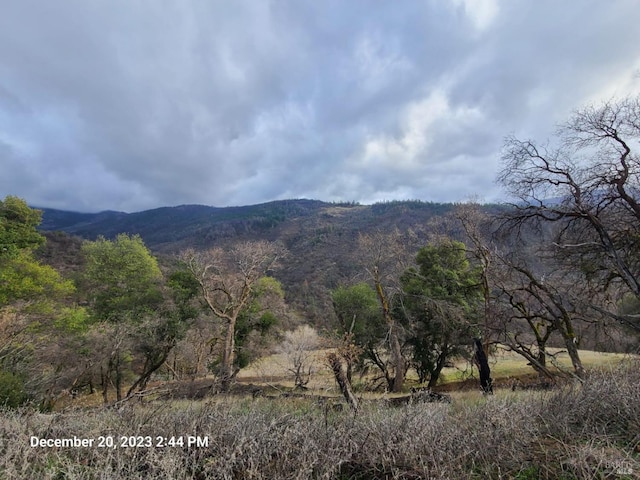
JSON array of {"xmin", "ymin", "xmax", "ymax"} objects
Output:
[{"xmin": 37, "ymin": 198, "xmax": 468, "ymax": 323}]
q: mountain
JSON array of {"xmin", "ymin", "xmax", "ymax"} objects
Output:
[
  {"xmin": 39, "ymin": 200, "xmax": 330, "ymax": 249},
  {"xmin": 38, "ymin": 199, "xmax": 456, "ymax": 250},
  {"xmin": 38, "ymin": 199, "xmax": 459, "ymax": 323}
]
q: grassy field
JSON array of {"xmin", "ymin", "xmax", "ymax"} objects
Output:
[
  {"xmin": 57, "ymin": 346, "xmax": 636, "ymax": 412},
  {"xmin": 237, "ymin": 346, "xmax": 634, "ymax": 393}
]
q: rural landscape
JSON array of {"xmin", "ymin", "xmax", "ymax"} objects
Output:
[{"xmin": 1, "ymin": 98, "xmax": 640, "ymax": 478}]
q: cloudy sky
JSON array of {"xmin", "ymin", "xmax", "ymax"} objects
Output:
[{"xmin": 1, "ymin": 0, "xmax": 639, "ymax": 212}]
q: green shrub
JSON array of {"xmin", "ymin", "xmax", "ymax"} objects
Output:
[{"xmin": 0, "ymin": 370, "xmax": 28, "ymax": 407}]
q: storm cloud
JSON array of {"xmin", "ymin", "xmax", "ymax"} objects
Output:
[{"xmin": 1, "ymin": 0, "xmax": 639, "ymax": 212}]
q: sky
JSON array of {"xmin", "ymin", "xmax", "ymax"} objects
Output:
[{"xmin": 1, "ymin": 0, "xmax": 639, "ymax": 213}]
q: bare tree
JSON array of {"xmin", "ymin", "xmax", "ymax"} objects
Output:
[
  {"xmin": 183, "ymin": 241, "xmax": 284, "ymax": 392},
  {"xmin": 357, "ymin": 230, "xmax": 411, "ymax": 392},
  {"xmin": 454, "ymin": 202, "xmax": 503, "ymax": 369},
  {"xmin": 453, "ymin": 200, "xmax": 591, "ymax": 379},
  {"xmin": 498, "ymin": 96, "xmax": 640, "ymax": 334},
  {"xmin": 492, "ymin": 248, "xmax": 587, "ymax": 378},
  {"xmin": 277, "ymin": 325, "xmax": 320, "ymax": 390},
  {"xmin": 454, "ymin": 203, "xmax": 494, "ymax": 332},
  {"xmin": 492, "ymin": 265, "xmax": 556, "ymax": 379}
]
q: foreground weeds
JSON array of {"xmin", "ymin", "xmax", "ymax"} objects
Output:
[{"xmin": 1, "ymin": 363, "xmax": 639, "ymax": 479}]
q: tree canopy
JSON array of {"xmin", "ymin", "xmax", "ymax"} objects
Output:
[
  {"xmin": 0, "ymin": 196, "xmax": 79, "ymax": 407},
  {"xmin": 399, "ymin": 239, "xmax": 482, "ymax": 386},
  {"xmin": 0, "ymin": 196, "xmax": 45, "ymax": 257},
  {"xmin": 81, "ymin": 234, "xmax": 163, "ymax": 323},
  {"xmin": 0, "ymin": 196, "xmax": 74, "ymax": 310}
]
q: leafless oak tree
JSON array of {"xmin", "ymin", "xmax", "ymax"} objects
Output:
[
  {"xmin": 498, "ymin": 96, "xmax": 640, "ymax": 335},
  {"xmin": 454, "ymin": 203, "xmax": 589, "ymax": 378},
  {"xmin": 183, "ymin": 241, "xmax": 284, "ymax": 392},
  {"xmin": 357, "ymin": 230, "xmax": 412, "ymax": 392},
  {"xmin": 493, "ymin": 248, "xmax": 588, "ymax": 378}
]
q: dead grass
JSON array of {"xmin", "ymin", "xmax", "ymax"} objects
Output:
[
  {"xmin": 52, "ymin": 347, "xmax": 636, "ymax": 413},
  {"xmin": 489, "ymin": 347, "xmax": 629, "ymax": 376},
  {"xmin": 237, "ymin": 346, "xmax": 635, "ymax": 395},
  {"xmin": 237, "ymin": 348, "xmax": 335, "ymax": 391},
  {"xmin": 1, "ymin": 360, "xmax": 639, "ymax": 479}
]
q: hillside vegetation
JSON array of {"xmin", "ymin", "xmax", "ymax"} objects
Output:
[
  {"xmin": 2, "ymin": 97, "xmax": 640, "ymax": 478},
  {"xmin": 2, "ymin": 363, "xmax": 639, "ymax": 479},
  {"xmin": 38, "ymin": 199, "xmax": 459, "ymax": 325}
]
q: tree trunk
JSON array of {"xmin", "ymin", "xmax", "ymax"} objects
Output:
[
  {"xmin": 345, "ymin": 359, "xmax": 353, "ymax": 385},
  {"xmin": 474, "ymin": 338, "xmax": 493, "ymax": 394},
  {"xmin": 172, "ymin": 353, "xmax": 178, "ymax": 380},
  {"xmin": 126, "ymin": 347, "xmax": 172, "ymax": 398},
  {"xmin": 389, "ymin": 324, "xmax": 405, "ymax": 393},
  {"xmin": 562, "ymin": 331, "xmax": 585, "ymax": 378},
  {"xmin": 427, "ymin": 349, "xmax": 449, "ymax": 389},
  {"xmin": 194, "ymin": 342, "xmax": 205, "ymax": 379},
  {"xmin": 373, "ymin": 279, "xmax": 405, "ymax": 392},
  {"xmin": 101, "ymin": 365, "xmax": 109, "ymax": 405},
  {"xmin": 114, "ymin": 349, "xmax": 122, "ymax": 402},
  {"xmin": 327, "ymin": 353, "xmax": 358, "ymax": 412},
  {"xmin": 535, "ymin": 340, "xmax": 548, "ymax": 378},
  {"xmin": 552, "ymin": 309, "xmax": 585, "ymax": 378},
  {"xmin": 220, "ymin": 318, "xmax": 236, "ymax": 392}
]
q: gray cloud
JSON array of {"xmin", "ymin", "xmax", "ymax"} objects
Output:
[{"xmin": 1, "ymin": 0, "xmax": 639, "ymax": 212}]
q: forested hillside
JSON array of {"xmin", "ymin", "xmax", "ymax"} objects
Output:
[{"xmin": 38, "ymin": 199, "xmax": 458, "ymax": 324}]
